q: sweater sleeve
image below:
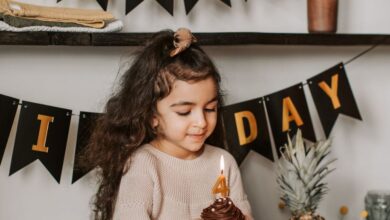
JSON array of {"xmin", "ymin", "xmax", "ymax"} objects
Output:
[
  {"xmin": 225, "ymin": 152, "xmax": 253, "ymax": 219},
  {"xmin": 113, "ymin": 151, "xmax": 158, "ymax": 220}
]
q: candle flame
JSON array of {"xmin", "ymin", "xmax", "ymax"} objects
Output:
[
  {"xmin": 220, "ymin": 155, "xmax": 224, "ymax": 173},
  {"xmin": 212, "ymin": 155, "xmax": 229, "ymax": 197}
]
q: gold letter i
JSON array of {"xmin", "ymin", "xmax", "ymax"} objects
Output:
[{"xmin": 32, "ymin": 114, "xmax": 54, "ymax": 153}]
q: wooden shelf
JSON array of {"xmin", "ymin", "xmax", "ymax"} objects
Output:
[{"xmin": 1, "ymin": 31, "xmax": 390, "ymax": 46}]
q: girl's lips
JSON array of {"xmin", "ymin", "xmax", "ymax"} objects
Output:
[
  {"xmin": 187, "ymin": 133, "xmax": 206, "ymax": 141},
  {"xmin": 188, "ymin": 132, "xmax": 206, "ymax": 136}
]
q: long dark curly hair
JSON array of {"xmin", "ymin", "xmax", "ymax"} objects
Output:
[{"xmin": 80, "ymin": 29, "xmax": 226, "ymax": 220}]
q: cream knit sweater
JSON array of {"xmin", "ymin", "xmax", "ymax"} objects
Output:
[{"xmin": 113, "ymin": 144, "xmax": 252, "ymax": 220}]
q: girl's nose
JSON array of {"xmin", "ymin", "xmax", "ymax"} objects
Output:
[{"xmin": 194, "ymin": 112, "xmax": 207, "ymax": 128}]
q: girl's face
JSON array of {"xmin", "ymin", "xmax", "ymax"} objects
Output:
[{"xmin": 151, "ymin": 76, "xmax": 218, "ymax": 160}]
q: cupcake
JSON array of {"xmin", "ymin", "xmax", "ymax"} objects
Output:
[{"xmin": 201, "ymin": 197, "xmax": 245, "ymax": 220}]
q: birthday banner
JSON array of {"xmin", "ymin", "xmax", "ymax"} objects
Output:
[
  {"xmin": 9, "ymin": 101, "xmax": 72, "ymax": 183},
  {"xmin": 56, "ymin": 0, "xmax": 238, "ymax": 15},
  {"xmin": 307, "ymin": 63, "xmax": 362, "ymax": 138},
  {"xmin": 222, "ymin": 97, "xmax": 272, "ymax": 165},
  {"xmin": 125, "ymin": 0, "xmax": 232, "ymax": 15},
  {"xmin": 72, "ymin": 111, "xmax": 101, "ymax": 184},
  {"xmin": 223, "ymin": 63, "xmax": 361, "ymax": 163},
  {"xmin": 0, "ymin": 62, "xmax": 362, "ymax": 183},
  {"xmin": 264, "ymin": 83, "xmax": 317, "ymax": 157},
  {"xmin": 0, "ymin": 94, "xmax": 19, "ymax": 165}
]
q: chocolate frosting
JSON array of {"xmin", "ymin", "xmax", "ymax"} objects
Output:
[{"xmin": 201, "ymin": 197, "xmax": 245, "ymax": 220}]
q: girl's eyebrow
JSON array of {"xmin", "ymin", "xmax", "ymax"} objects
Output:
[{"xmin": 170, "ymin": 97, "xmax": 218, "ymax": 108}]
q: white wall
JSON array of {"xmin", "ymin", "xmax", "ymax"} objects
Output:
[{"xmin": 1, "ymin": 0, "xmax": 390, "ymax": 220}]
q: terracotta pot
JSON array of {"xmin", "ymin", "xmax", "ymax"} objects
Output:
[{"xmin": 307, "ymin": 0, "xmax": 338, "ymax": 33}]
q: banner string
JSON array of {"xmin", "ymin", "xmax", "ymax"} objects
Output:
[
  {"xmin": 344, "ymin": 36, "xmax": 388, "ymax": 65},
  {"xmin": 301, "ymin": 37, "xmax": 388, "ymax": 86},
  {"xmin": 15, "ymin": 102, "xmax": 81, "ymax": 117}
]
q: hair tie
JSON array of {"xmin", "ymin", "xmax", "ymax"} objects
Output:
[{"xmin": 169, "ymin": 28, "xmax": 197, "ymax": 57}]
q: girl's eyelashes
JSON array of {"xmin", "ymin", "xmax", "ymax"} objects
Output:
[
  {"xmin": 204, "ymin": 108, "xmax": 216, "ymax": 112},
  {"xmin": 176, "ymin": 108, "xmax": 216, "ymax": 116},
  {"xmin": 176, "ymin": 111, "xmax": 190, "ymax": 116}
]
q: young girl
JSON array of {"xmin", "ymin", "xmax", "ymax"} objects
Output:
[{"xmin": 83, "ymin": 28, "xmax": 252, "ymax": 220}]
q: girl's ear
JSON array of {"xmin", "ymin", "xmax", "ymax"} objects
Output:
[{"xmin": 152, "ymin": 116, "xmax": 159, "ymax": 128}]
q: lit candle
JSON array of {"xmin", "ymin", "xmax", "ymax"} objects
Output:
[{"xmin": 212, "ymin": 155, "xmax": 229, "ymax": 197}]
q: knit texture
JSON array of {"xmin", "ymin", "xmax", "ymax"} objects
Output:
[
  {"xmin": 113, "ymin": 144, "xmax": 252, "ymax": 220},
  {"xmin": 0, "ymin": 20, "xmax": 123, "ymax": 33},
  {"xmin": 2, "ymin": 13, "xmax": 86, "ymax": 27},
  {"xmin": 0, "ymin": 0, "xmax": 114, "ymax": 28}
]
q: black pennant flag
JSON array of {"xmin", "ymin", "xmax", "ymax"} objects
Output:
[
  {"xmin": 222, "ymin": 98, "xmax": 273, "ymax": 164},
  {"xmin": 0, "ymin": 94, "xmax": 19, "ymax": 165},
  {"xmin": 308, "ymin": 63, "xmax": 362, "ymax": 138},
  {"xmin": 220, "ymin": 0, "xmax": 231, "ymax": 7},
  {"xmin": 184, "ymin": 0, "xmax": 198, "ymax": 14},
  {"xmin": 126, "ymin": 0, "xmax": 144, "ymax": 15},
  {"xmin": 96, "ymin": 0, "xmax": 109, "ymax": 11},
  {"xmin": 265, "ymin": 83, "xmax": 316, "ymax": 157},
  {"xmin": 9, "ymin": 101, "xmax": 72, "ymax": 183},
  {"xmin": 156, "ymin": 0, "xmax": 174, "ymax": 15},
  {"xmin": 72, "ymin": 111, "xmax": 101, "ymax": 184}
]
